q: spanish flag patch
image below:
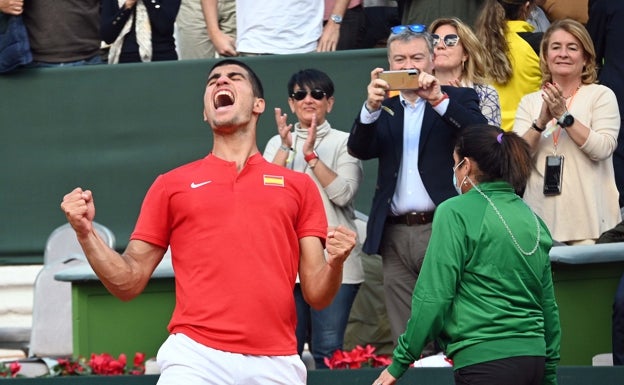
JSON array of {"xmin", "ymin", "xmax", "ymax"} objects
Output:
[{"xmin": 263, "ymin": 174, "xmax": 285, "ymax": 187}]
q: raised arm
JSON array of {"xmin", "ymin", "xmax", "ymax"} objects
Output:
[
  {"xmin": 298, "ymin": 225, "xmax": 356, "ymax": 309},
  {"xmin": 61, "ymin": 187, "xmax": 166, "ymax": 301}
]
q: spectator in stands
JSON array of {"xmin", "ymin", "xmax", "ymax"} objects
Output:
[
  {"xmin": 513, "ymin": 19, "xmax": 621, "ymax": 245},
  {"xmin": 318, "ymin": 0, "xmax": 366, "ymax": 51},
  {"xmin": 372, "ymin": 125, "xmax": 561, "ymax": 385},
  {"xmin": 60, "ymin": 59, "xmax": 357, "ymax": 384},
  {"xmin": 264, "ymin": 68, "xmax": 365, "ymax": 369},
  {"xmin": 596, "ymin": 218, "xmax": 624, "ymax": 366},
  {"xmin": 102, "ymin": 0, "xmax": 181, "ymax": 64},
  {"xmin": 541, "ymin": 0, "xmax": 588, "ymax": 24},
  {"xmin": 360, "ymin": 0, "xmax": 400, "ymax": 49},
  {"xmin": 429, "ymin": 17, "xmax": 502, "ymax": 126},
  {"xmin": 399, "ymin": 0, "xmax": 484, "ymax": 29},
  {"xmin": 176, "ymin": 0, "xmax": 236, "ymax": 59},
  {"xmin": 586, "ymin": 0, "xmax": 624, "ymax": 210},
  {"xmin": 475, "ymin": 0, "xmax": 542, "ymax": 132},
  {"xmin": 347, "ymin": 25, "xmax": 487, "ymax": 357},
  {"xmin": 22, "ymin": 1, "xmax": 102, "ymax": 67},
  {"xmin": 587, "ymin": 0, "xmax": 624, "ymax": 366},
  {"xmin": 235, "ymin": 0, "xmax": 323, "ymax": 55},
  {"xmin": 527, "ymin": 0, "xmax": 550, "ymax": 33}
]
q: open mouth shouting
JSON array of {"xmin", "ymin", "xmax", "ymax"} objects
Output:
[{"xmin": 214, "ymin": 89, "xmax": 234, "ymax": 110}]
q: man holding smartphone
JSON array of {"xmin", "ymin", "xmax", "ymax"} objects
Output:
[{"xmin": 347, "ymin": 24, "xmax": 487, "ymax": 356}]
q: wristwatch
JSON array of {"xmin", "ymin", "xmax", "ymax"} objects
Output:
[
  {"xmin": 557, "ymin": 111, "xmax": 575, "ymax": 128},
  {"xmin": 304, "ymin": 151, "xmax": 319, "ymax": 163},
  {"xmin": 330, "ymin": 14, "xmax": 343, "ymax": 24}
]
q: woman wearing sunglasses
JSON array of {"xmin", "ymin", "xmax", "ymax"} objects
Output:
[
  {"xmin": 429, "ymin": 17, "xmax": 501, "ymax": 127},
  {"xmin": 475, "ymin": 0, "xmax": 543, "ymax": 131},
  {"xmin": 263, "ymin": 68, "xmax": 365, "ymax": 369}
]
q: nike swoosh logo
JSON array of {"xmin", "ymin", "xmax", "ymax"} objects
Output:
[{"xmin": 190, "ymin": 181, "xmax": 212, "ymax": 189}]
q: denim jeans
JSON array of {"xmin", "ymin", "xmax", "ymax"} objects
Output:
[
  {"xmin": 29, "ymin": 54, "xmax": 103, "ymax": 68},
  {"xmin": 294, "ymin": 282, "xmax": 360, "ymax": 369},
  {"xmin": 613, "ymin": 273, "xmax": 624, "ymax": 365}
]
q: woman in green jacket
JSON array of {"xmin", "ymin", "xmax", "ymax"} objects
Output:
[{"xmin": 373, "ymin": 125, "xmax": 561, "ymax": 385}]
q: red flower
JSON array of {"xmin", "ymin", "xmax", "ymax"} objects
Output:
[
  {"xmin": 89, "ymin": 353, "xmax": 127, "ymax": 375},
  {"xmin": 9, "ymin": 361, "xmax": 21, "ymax": 377},
  {"xmin": 324, "ymin": 344, "xmax": 392, "ymax": 370},
  {"xmin": 133, "ymin": 352, "xmax": 146, "ymax": 368},
  {"xmin": 50, "ymin": 351, "xmax": 146, "ymax": 377}
]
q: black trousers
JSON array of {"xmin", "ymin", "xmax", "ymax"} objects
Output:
[{"xmin": 454, "ymin": 356, "xmax": 546, "ymax": 385}]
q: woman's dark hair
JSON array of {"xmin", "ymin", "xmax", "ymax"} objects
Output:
[
  {"xmin": 455, "ymin": 124, "xmax": 532, "ymax": 192},
  {"xmin": 287, "ymin": 68, "xmax": 335, "ymax": 97},
  {"xmin": 208, "ymin": 59, "xmax": 264, "ymax": 98}
]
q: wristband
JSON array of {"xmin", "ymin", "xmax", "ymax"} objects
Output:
[
  {"xmin": 430, "ymin": 92, "xmax": 448, "ymax": 107},
  {"xmin": 531, "ymin": 120, "xmax": 545, "ymax": 133},
  {"xmin": 304, "ymin": 151, "xmax": 319, "ymax": 163},
  {"xmin": 279, "ymin": 144, "xmax": 292, "ymax": 152}
]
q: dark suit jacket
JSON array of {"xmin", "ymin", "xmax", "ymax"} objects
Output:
[
  {"xmin": 587, "ymin": 0, "xmax": 624, "ymax": 206},
  {"xmin": 347, "ymin": 86, "xmax": 487, "ymax": 254}
]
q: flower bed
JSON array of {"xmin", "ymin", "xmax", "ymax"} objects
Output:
[{"xmin": 1, "ymin": 353, "xmax": 145, "ymax": 379}]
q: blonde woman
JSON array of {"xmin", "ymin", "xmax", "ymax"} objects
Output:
[
  {"xmin": 513, "ymin": 19, "xmax": 621, "ymax": 244},
  {"xmin": 430, "ymin": 17, "xmax": 501, "ymax": 127},
  {"xmin": 475, "ymin": 0, "xmax": 542, "ymax": 131}
]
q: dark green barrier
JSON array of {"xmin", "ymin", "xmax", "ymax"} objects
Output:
[
  {"xmin": 0, "ymin": 50, "xmax": 386, "ymax": 264},
  {"xmin": 2, "ymin": 367, "xmax": 624, "ymax": 384}
]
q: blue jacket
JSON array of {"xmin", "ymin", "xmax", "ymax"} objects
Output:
[{"xmin": 347, "ymin": 86, "xmax": 487, "ymax": 254}]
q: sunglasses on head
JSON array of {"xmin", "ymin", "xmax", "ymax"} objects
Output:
[
  {"xmin": 431, "ymin": 33, "xmax": 460, "ymax": 47},
  {"xmin": 290, "ymin": 89, "xmax": 326, "ymax": 101},
  {"xmin": 390, "ymin": 24, "xmax": 426, "ymax": 35}
]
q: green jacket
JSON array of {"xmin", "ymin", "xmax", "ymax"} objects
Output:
[{"xmin": 388, "ymin": 181, "xmax": 561, "ymax": 385}]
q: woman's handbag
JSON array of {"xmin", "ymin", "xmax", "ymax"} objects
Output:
[{"xmin": 0, "ymin": 13, "xmax": 33, "ymax": 73}]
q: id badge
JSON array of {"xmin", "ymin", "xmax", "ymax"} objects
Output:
[{"xmin": 543, "ymin": 155, "xmax": 564, "ymax": 196}]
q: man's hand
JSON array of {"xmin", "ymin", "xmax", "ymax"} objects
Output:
[
  {"xmin": 366, "ymin": 68, "xmax": 389, "ymax": 113},
  {"xmin": 416, "ymin": 71, "xmax": 444, "ymax": 104},
  {"xmin": 61, "ymin": 188, "xmax": 95, "ymax": 238},
  {"xmin": 0, "ymin": 0, "xmax": 23, "ymax": 15},
  {"xmin": 211, "ymin": 30, "xmax": 237, "ymax": 57},
  {"xmin": 326, "ymin": 225, "xmax": 357, "ymax": 268},
  {"xmin": 317, "ymin": 21, "xmax": 340, "ymax": 52}
]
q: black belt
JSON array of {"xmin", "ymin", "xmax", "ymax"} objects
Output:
[{"xmin": 386, "ymin": 211, "xmax": 434, "ymax": 226}]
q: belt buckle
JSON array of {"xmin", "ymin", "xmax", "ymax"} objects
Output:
[
  {"xmin": 405, "ymin": 212, "xmax": 419, "ymax": 226},
  {"xmin": 407, "ymin": 212, "xmax": 428, "ymax": 225}
]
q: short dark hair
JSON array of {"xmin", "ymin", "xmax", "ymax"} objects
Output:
[
  {"xmin": 208, "ymin": 59, "xmax": 264, "ymax": 98},
  {"xmin": 287, "ymin": 68, "xmax": 335, "ymax": 97},
  {"xmin": 455, "ymin": 124, "xmax": 532, "ymax": 192}
]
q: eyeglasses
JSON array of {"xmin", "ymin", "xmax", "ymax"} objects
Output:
[
  {"xmin": 431, "ymin": 34, "xmax": 460, "ymax": 47},
  {"xmin": 290, "ymin": 89, "xmax": 326, "ymax": 101},
  {"xmin": 390, "ymin": 24, "xmax": 426, "ymax": 35}
]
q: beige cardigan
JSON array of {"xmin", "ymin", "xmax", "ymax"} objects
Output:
[{"xmin": 513, "ymin": 83, "xmax": 621, "ymax": 243}]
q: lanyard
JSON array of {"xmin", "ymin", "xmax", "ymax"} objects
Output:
[{"xmin": 551, "ymin": 86, "xmax": 579, "ymax": 153}]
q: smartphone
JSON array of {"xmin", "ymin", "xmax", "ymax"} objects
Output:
[
  {"xmin": 379, "ymin": 69, "xmax": 420, "ymax": 90},
  {"xmin": 543, "ymin": 155, "xmax": 564, "ymax": 196}
]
